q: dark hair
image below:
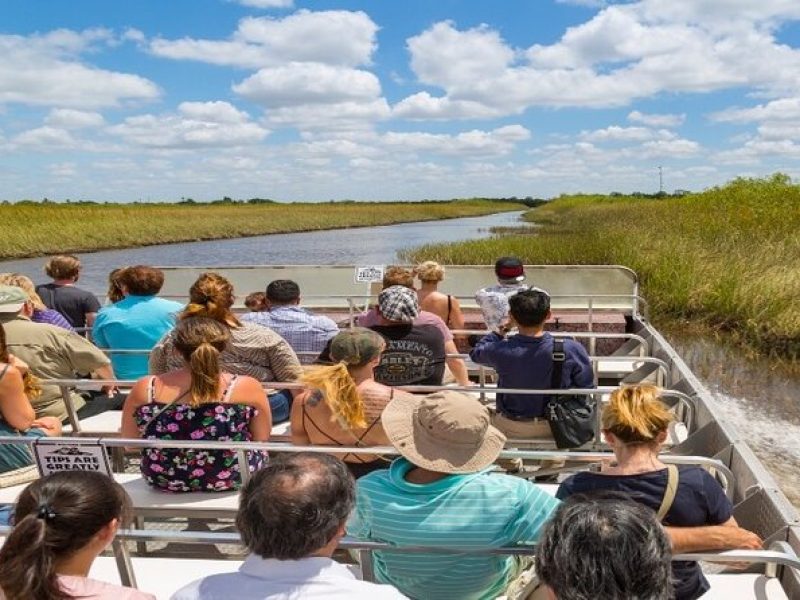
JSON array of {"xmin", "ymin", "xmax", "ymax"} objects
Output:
[
  {"xmin": 120, "ymin": 265, "xmax": 164, "ymax": 296},
  {"xmin": 0, "ymin": 471, "xmax": 132, "ymax": 600},
  {"xmin": 236, "ymin": 453, "xmax": 355, "ymax": 560},
  {"xmin": 173, "ymin": 317, "xmax": 231, "ymax": 406},
  {"xmin": 266, "ymin": 280, "xmax": 300, "ymax": 304},
  {"xmin": 536, "ymin": 492, "xmax": 673, "ymax": 600},
  {"xmin": 508, "ymin": 288, "xmax": 550, "ymax": 327}
]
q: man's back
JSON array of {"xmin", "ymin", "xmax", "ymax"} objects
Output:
[
  {"xmin": 35, "ymin": 283, "xmax": 100, "ymax": 329},
  {"xmin": 171, "ymin": 555, "xmax": 406, "ymax": 600},
  {"xmin": 348, "ymin": 458, "xmax": 559, "ymax": 600},
  {"xmin": 242, "ymin": 306, "xmax": 338, "ymax": 364},
  {"xmin": 368, "ymin": 324, "xmax": 445, "ymax": 386},
  {"xmin": 470, "ymin": 331, "xmax": 593, "ymax": 419},
  {"xmin": 92, "ymin": 295, "xmax": 183, "ymax": 379},
  {"xmin": 1, "ymin": 315, "xmax": 108, "ymax": 418}
]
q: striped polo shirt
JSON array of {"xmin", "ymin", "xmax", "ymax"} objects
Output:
[{"xmin": 348, "ymin": 458, "xmax": 560, "ymax": 600}]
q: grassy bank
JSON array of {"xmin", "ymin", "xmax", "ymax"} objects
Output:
[
  {"xmin": 0, "ymin": 199, "xmax": 522, "ymax": 260},
  {"xmin": 404, "ymin": 175, "xmax": 800, "ymax": 360}
]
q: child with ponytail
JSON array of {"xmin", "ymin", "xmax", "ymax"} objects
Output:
[
  {"xmin": 0, "ymin": 470, "xmax": 155, "ymax": 600},
  {"xmin": 557, "ymin": 384, "xmax": 753, "ymax": 600},
  {"xmin": 122, "ymin": 317, "xmax": 270, "ymax": 492},
  {"xmin": 290, "ymin": 328, "xmax": 412, "ymax": 478}
]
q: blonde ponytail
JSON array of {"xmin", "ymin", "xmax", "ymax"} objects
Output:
[
  {"xmin": 602, "ymin": 384, "xmax": 672, "ymax": 444},
  {"xmin": 302, "ymin": 363, "xmax": 366, "ymax": 429},
  {"xmin": 182, "ymin": 272, "xmax": 240, "ymax": 328}
]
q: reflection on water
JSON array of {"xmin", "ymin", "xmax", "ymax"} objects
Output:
[
  {"xmin": 666, "ymin": 330, "xmax": 800, "ymax": 508},
  {"xmin": 0, "ymin": 211, "xmax": 524, "ymax": 293}
]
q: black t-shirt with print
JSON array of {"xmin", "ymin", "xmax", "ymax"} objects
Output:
[
  {"xmin": 368, "ymin": 324, "xmax": 446, "ymax": 386},
  {"xmin": 557, "ymin": 466, "xmax": 733, "ymax": 600}
]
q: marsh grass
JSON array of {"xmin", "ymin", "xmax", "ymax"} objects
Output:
[
  {"xmin": 0, "ymin": 199, "xmax": 522, "ymax": 260},
  {"xmin": 404, "ymin": 176, "xmax": 800, "ymax": 359}
]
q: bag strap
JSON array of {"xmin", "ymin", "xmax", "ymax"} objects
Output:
[
  {"xmin": 656, "ymin": 464, "xmax": 679, "ymax": 521},
  {"xmin": 551, "ymin": 338, "xmax": 565, "ymax": 390}
]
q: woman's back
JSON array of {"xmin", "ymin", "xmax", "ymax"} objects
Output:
[{"xmin": 124, "ymin": 372, "xmax": 269, "ymax": 492}]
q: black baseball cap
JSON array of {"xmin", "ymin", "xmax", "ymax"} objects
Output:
[{"xmin": 494, "ymin": 257, "xmax": 525, "ymax": 282}]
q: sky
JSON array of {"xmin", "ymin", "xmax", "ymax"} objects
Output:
[{"xmin": 2, "ymin": 0, "xmax": 800, "ymax": 202}]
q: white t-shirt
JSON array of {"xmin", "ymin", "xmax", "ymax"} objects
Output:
[{"xmin": 170, "ymin": 555, "xmax": 407, "ymax": 600}]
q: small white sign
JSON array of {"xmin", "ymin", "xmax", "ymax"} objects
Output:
[
  {"xmin": 354, "ymin": 265, "xmax": 385, "ymax": 283},
  {"xmin": 34, "ymin": 439, "xmax": 112, "ymax": 477}
]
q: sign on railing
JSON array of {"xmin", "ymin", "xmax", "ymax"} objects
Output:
[
  {"xmin": 34, "ymin": 438, "xmax": 112, "ymax": 476},
  {"xmin": 354, "ymin": 265, "xmax": 385, "ymax": 283}
]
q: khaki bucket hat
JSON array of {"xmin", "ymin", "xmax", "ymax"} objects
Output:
[{"xmin": 382, "ymin": 391, "xmax": 507, "ymax": 474}]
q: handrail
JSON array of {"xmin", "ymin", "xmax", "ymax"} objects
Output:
[
  {"xmin": 0, "ymin": 436, "xmax": 732, "ymax": 497},
  {"xmin": 0, "ymin": 526, "xmax": 793, "ymax": 589},
  {"xmin": 45, "ymin": 379, "xmax": 696, "ymax": 441}
]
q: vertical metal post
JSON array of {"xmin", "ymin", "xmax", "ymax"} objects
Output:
[
  {"xmin": 478, "ymin": 366, "xmax": 487, "ymax": 403},
  {"xmin": 112, "ymin": 538, "xmax": 138, "ymax": 588},
  {"xmin": 347, "ymin": 297, "xmax": 356, "ymax": 328},
  {"xmin": 587, "ymin": 298, "xmax": 594, "ymax": 332},
  {"xmin": 62, "ymin": 386, "xmax": 81, "ymax": 433},
  {"xmin": 359, "ymin": 549, "xmax": 376, "ymax": 582},
  {"xmin": 237, "ymin": 450, "xmax": 251, "ymax": 485}
]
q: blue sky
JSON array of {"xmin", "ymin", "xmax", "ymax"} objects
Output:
[{"xmin": 2, "ymin": 0, "xmax": 800, "ymax": 202}]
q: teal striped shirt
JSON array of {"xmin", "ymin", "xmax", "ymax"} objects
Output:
[{"xmin": 347, "ymin": 458, "xmax": 559, "ymax": 600}]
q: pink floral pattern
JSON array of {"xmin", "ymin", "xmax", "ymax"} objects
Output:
[{"xmin": 135, "ymin": 402, "xmax": 267, "ymax": 493}]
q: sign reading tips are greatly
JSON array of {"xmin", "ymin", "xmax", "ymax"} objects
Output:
[
  {"xmin": 34, "ymin": 439, "xmax": 112, "ymax": 477},
  {"xmin": 354, "ymin": 265, "xmax": 385, "ymax": 283}
]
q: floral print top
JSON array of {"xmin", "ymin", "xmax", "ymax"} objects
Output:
[{"xmin": 135, "ymin": 376, "xmax": 267, "ymax": 493}]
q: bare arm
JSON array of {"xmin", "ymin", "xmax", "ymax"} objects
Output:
[
  {"xmin": 444, "ymin": 340, "xmax": 471, "ymax": 386},
  {"xmin": 448, "ymin": 296, "xmax": 466, "ymax": 331},
  {"xmin": 0, "ymin": 365, "xmax": 36, "ymax": 430},
  {"xmin": 120, "ymin": 377, "xmax": 150, "ymax": 438},
  {"xmin": 92, "ymin": 363, "xmax": 118, "ymax": 396},
  {"xmin": 233, "ymin": 377, "xmax": 271, "ymax": 441},
  {"xmin": 290, "ymin": 391, "xmax": 311, "ymax": 445},
  {"xmin": 666, "ymin": 520, "xmax": 762, "ymax": 553}
]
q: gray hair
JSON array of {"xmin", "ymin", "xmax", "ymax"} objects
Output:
[
  {"xmin": 236, "ymin": 453, "xmax": 355, "ymax": 560},
  {"xmin": 536, "ymin": 492, "xmax": 673, "ymax": 600}
]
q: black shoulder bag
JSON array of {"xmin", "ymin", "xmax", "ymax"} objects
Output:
[{"xmin": 545, "ymin": 338, "xmax": 596, "ymax": 449}]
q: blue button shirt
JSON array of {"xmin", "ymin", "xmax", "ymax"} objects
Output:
[{"xmin": 92, "ymin": 296, "xmax": 184, "ymax": 379}]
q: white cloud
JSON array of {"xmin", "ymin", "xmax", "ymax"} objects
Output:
[
  {"xmin": 48, "ymin": 162, "xmax": 77, "ymax": 178},
  {"xmin": 150, "ymin": 11, "xmax": 377, "ymax": 69},
  {"xmin": 13, "ymin": 126, "xmax": 76, "ymax": 149},
  {"xmin": 556, "ymin": 0, "xmax": 608, "ymax": 7},
  {"xmin": 0, "ymin": 29, "xmax": 159, "ymax": 108},
  {"xmin": 710, "ymin": 98, "xmax": 800, "ymax": 123},
  {"xmin": 45, "ymin": 108, "xmax": 105, "ymax": 129},
  {"xmin": 234, "ymin": 0, "xmax": 294, "ymax": 8},
  {"xmin": 640, "ymin": 138, "xmax": 700, "ymax": 158},
  {"xmin": 628, "ymin": 110, "xmax": 685, "ymax": 128},
  {"xmin": 108, "ymin": 101, "xmax": 269, "ymax": 148},
  {"xmin": 580, "ymin": 125, "xmax": 658, "ymax": 142},
  {"xmin": 383, "ymin": 125, "xmax": 531, "ymax": 157},
  {"xmin": 234, "ymin": 63, "xmax": 381, "ymax": 108},
  {"xmin": 398, "ymin": 4, "xmax": 800, "ymax": 119},
  {"xmin": 266, "ymin": 100, "xmax": 391, "ymax": 130}
]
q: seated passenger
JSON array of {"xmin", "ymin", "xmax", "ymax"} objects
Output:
[
  {"xmin": 358, "ymin": 267, "xmax": 470, "ymax": 386},
  {"xmin": 414, "ymin": 261, "xmax": 465, "ymax": 331},
  {"xmin": 244, "ymin": 291, "xmax": 267, "ymax": 312},
  {"xmin": 123, "ymin": 317, "xmax": 271, "ymax": 493},
  {"xmin": 0, "ymin": 470, "xmax": 156, "ymax": 600},
  {"xmin": 171, "ymin": 453, "xmax": 406, "ymax": 600},
  {"xmin": 536, "ymin": 492, "xmax": 673, "ymax": 600},
  {"xmin": 92, "ymin": 266, "xmax": 184, "ymax": 380},
  {"xmin": 557, "ymin": 384, "xmax": 760, "ymax": 600},
  {"xmin": 0, "ymin": 285, "xmax": 118, "ymax": 422},
  {"xmin": 0, "ymin": 323, "xmax": 61, "ymax": 475},
  {"xmin": 291, "ymin": 328, "xmax": 414, "ymax": 478},
  {"xmin": 35, "ymin": 254, "xmax": 101, "ymax": 333},
  {"xmin": 106, "ymin": 266, "xmax": 129, "ymax": 305},
  {"xmin": 149, "ymin": 272, "xmax": 302, "ymax": 423},
  {"xmin": 474, "ymin": 256, "xmax": 529, "ymax": 333},
  {"xmin": 348, "ymin": 392, "xmax": 560, "ymax": 600},
  {"xmin": 0, "ymin": 272, "xmax": 74, "ymax": 331},
  {"xmin": 470, "ymin": 288, "xmax": 593, "ymax": 445},
  {"xmin": 242, "ymin": 279, "xmax": 339, "ymax": 364}
]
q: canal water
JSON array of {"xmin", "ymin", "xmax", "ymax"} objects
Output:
[{"xmin": 2, "ymin": 209, "xmax": 799, "ymax": 507}]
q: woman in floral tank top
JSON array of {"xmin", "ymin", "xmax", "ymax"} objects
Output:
[{"xmin": 122, "ymin": 317, "xmax": 271, "ymax": 492}]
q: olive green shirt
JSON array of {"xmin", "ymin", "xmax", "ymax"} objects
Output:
[{"xmin": 0, "ymin": 315, "xmax": 110, "ymax": 420}]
